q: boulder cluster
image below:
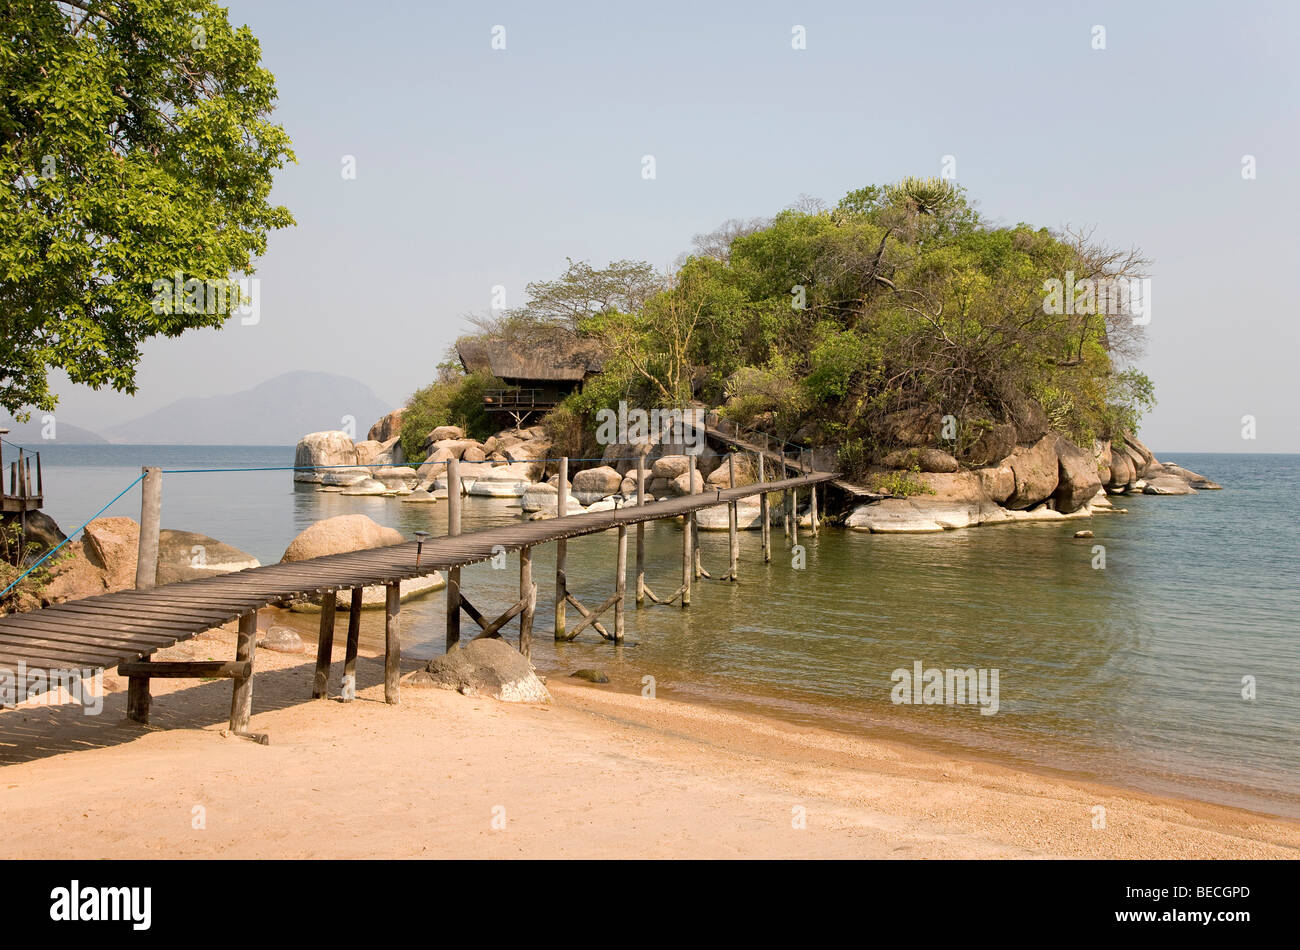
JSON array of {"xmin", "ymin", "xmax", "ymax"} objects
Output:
[{"xmin": 845, "ymin": 428, "xmax": 1220, "ymax": 533}]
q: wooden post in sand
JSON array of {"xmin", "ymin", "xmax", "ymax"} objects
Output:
[
  {"xmin": 312, "ymin": 592, "xmax": 337, "ymax": 698},
  {"xmin": 635, "ymin": 451, "xmax": 646, "ymax": 607},
  {"xmin": 342, "ymin": 587, "xmax": 362, "ymax": 702},
  {"xmin": 445, "ymin": 458, "xmax": 461, "ymax": 652},
  {"xmin": 554, "ymin": 456, "xmax": 568, "ymax": 638},
  {"xmin": 758, "ymin": 453, "xmax": 771, "ymax": 563},
  {"xmin": 384, "ymin": 582, "xmax": 400, "ymax": 704},
  {"xmin": 228, "ymin": 610, "xmax": 258, "ymax": 732}
]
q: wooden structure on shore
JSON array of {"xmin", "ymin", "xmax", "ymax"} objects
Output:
[
  {"xmin": 0, "ymin": 434, "xmax": 43, "ymax": 516},
  {"xmin": 0, "ymin": 456, "xmax": 837, "ymax": 742}
]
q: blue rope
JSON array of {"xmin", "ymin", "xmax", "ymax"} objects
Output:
[
  {"xmin": 159, "ymin": 457, "xmax": 624, "ymax": 474},
  {"xmin": 2, "ymin": 473, "xmax": 146, "ymax": 600}
]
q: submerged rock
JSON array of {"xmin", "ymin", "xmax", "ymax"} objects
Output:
[
  {"xmin": 1161, "ymin": 463, "xmax": 1222, "ymax": 490},
  {"xmin": 569, "ymin": 669, "xmax": 610, "ymax": 684},
  {"xmin": 1143, "ymin": 474, "xmax": 1198, "ymax": 495}
]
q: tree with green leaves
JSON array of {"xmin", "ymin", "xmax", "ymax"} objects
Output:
[{"xmin": 0, "ymin": 0, "xmax": 295, "ymax": 416}]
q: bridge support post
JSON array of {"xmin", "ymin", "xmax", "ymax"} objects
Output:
[
  {"xmin": 614, "ymin": 524, "xmax": 627, "ymax": 642},
  {"xmin": 446, "ymin": 458, "xmax": 461, "ymax": 652},
  {"xmin": 682, "ymin": 458, "xmax": 693, "ymax": 608},
  {"xmin": 728, "ymin": 454, "xmax": 738, "ymax": 582},
  {"xmin": 758, "ymin": 453, "xmax": 771, "ymax": 563},
  {"xmin": 809, "ymin": 474, "xmax": 819, "ymax": 537},
  {"xmin": 342, "ymin": 587, "xmax": 362, "ymax": 701},
  {"xmin": 229, "ymin": 610, "xmax": 258, "ymax": 733},
  {"xmin": 312, "ymin": 592, "xmax": 337, "ymax": 698},
  {"xmin": 791, "ymin": 486, "xmax": 799, "ymax": 547},
  {"xmin": 554, "ymin": 457, "xmax": 567, "ymax": 638},
  {"xmin": 690, "ymin": 454, "xmax": 702, "ymax": 579},
  {"xmin": 520, "ymin": 546, "xmax": 534, "ymax": 659},
  {"xmin": 384, "ymin": 582, "xmax": 400, "ymax": 704},
  {"xmin": 635, "ymin": 452, "xmax": 646, "ymax": 607}
]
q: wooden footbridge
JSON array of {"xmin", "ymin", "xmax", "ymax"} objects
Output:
[{"xmin": 0, "ymin": 453, "xmax": 837, "ymax": 742}]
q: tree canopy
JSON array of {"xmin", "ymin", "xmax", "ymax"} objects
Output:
[
  {"xmin": 0, "ymin": 0, "xmax": 295, "ymax": 416},
  {"xmin": 446, "ymin": 178, "xmax": 1155, "ymax": 475}
]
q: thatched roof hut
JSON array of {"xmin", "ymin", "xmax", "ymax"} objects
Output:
[{"xmin": 456, "ymin": 337, "xmax": 604, "ymax": 385}]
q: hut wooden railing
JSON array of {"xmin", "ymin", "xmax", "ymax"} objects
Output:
[{"xmin": 0, "ymin": 442, "xmax": 43, "ymax": 515}]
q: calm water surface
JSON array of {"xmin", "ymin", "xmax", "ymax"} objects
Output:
[{"xmin": 29, "ymin": 444, "xmax": 1300, "ymax": 818}]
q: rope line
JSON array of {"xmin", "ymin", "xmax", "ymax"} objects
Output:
[{"xmin": 1, "ymin": 473, "xmax": 145, "ymax": 599}]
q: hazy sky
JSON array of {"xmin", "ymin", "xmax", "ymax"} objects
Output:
[{"xmin": 47, "ymin": 0, "xmax": 1299, "ymax": 452}]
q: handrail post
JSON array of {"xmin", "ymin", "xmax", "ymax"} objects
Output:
[
  {"xmin": 127, "ymin": 465, "xmax": 162, "ymax": 724},
  {"xmin": 134, "ymin": 466, "xmax": 162, "ymax": 589}
]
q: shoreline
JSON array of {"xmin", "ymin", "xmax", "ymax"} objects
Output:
[{"xmin": 1, "ymin": 618, "xmax": 1296, "ymax": 859}]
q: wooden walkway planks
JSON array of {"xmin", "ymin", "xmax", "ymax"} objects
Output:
[{"xmin": 0, "ymin": 471, "xmax": 838, "ymax": 682}]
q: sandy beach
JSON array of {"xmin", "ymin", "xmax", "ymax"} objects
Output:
[{"xmin": 1, "ymin": 618, "xmax": 1296, "ymax": 860}]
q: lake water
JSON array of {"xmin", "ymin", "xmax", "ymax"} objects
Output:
[{"xmin": 24, "ymin": 444, "xmax": 1300, "ymax": 818}]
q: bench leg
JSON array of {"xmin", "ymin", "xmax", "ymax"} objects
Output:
[{"xmin": 126, "ymin": 653, "xmax": 151, "ymax": 724}]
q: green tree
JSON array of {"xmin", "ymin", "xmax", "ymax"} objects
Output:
[{"xmin": 0, "ymin": 0, "xmax": 295, "ymax": 416}]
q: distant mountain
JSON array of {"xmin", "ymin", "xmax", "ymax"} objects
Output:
[
  {"xmin": 0, "ymin": 414, "xmax": 107, "ymax": 444},
  {"xmin": 101, "ymin": 371, "xmax": 394, "ymax": 445}
]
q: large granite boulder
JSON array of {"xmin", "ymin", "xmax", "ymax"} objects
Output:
[
  {"xmin": 368, "ymin": 408, "xmax": 405, "ymax": 443},
  {"xmin": 81, "ymin": 517, "xmax": 141, "ymax": 589},
  {"xmin": 912, "ymin": 470, "xmax": 986, "ymax": 502},
  {"xmin": 430, "ymin": 425, "xmax": 465, "ymax": 443},
  {"xmin": 294, "ymin": 431, "xmax": 361, "ymax": 484},
  {"xmin": 696, "ymin": 499, "xmax": 764, "ymax": 530},
  {"xmin": 705, "ymin": 454, "xmax": 758, "ymax": 488},
  {"xmin": 668, "ymin": 470, "xmax": 706, "ymax": 496},
  {"xmin": 1005, "ymin": 435, "xmax": 1060, "ymax": 509},
  {"xmin": 15, "ymin": 510, "xmax": 65, "ymax": 555},
  {"xmin": 417, "ymin": 638, "xmax": 551, "ymax": 703},
  {"xmin": 572, "ymin": 465, "xmax": 622, "ymax": 504},
  {"xmin": 157, "ymin": 530, "xmax": 260, "ymax": 585},
  {"xmin": 282, "ymin": 514, "xmax": 402, "ymax": 562},
  {"xmin": 881, "ymin": 447, "xmax": 959, "ymax": 473},
  {"xmin": 1123, "ymin": 433, "xmax": 1156, "ymax": 477},
  {"xmin": 1091, "ymin": 438, "xmax": 1112, "ymax": 487},
  {"xmin": 879, "ymin": 408, "xmax": 942, "ymax": 447},
  {"xmin": 1106, "ymin": 446, "xmax": 1135, "ymax": 493},
  {"xmin": 464, "ymin": 461, "xmax": 535, "ymax": 497},
  {"xmin": 975, "ymin": 465, "xmax": 1015, "ymax": 504},
  {"xmin": 963, "ymin": 423, "xmax": 1017, "ymax": 467},
  {"xmin": 371, "ymin": 466, "xmax": 421, "ymax": 490},
  {"xmin": 652, "ymin": 455, "xmax": 691, "ymax": 480},
  {"xmin": 1009, "ymin": 396, "xmax": 1049, "ymax": 443},
  {"xmin": 1054, "ymin": 436, "xmax": 1103, "ymax": 514}
]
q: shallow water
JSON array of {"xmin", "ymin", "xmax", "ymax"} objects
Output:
[{"xmin": 29, "ymin": 445, "xmax": 1300, "ymax": 818}]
